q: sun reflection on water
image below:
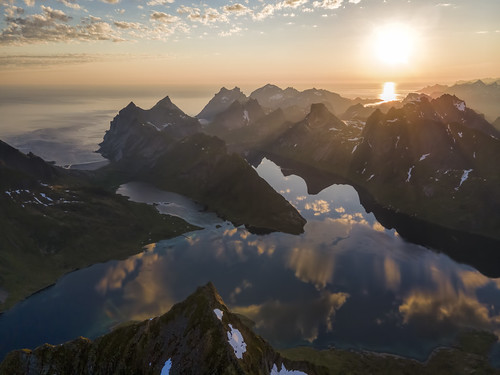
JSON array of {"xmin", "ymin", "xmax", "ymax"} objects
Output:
[{"xmin": 380, "ymin": 81, "xmax": 398, "ymax": 102}]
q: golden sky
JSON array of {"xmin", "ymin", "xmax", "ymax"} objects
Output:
[{"xmin": 0, "ymin": 0, "xmax": 499, "ymax": 86}]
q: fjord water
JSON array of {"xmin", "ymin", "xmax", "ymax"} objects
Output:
[{"xmin": 1, "ymin": 158, "xmax": 500, "ymax": 362}]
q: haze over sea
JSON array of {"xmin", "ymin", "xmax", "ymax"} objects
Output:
[{"xmin": 0, "ymin": 82, "xmax": 420, "ymax": 165}]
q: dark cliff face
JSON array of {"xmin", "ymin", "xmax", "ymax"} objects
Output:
[
  {"xmin": 98, "ymin": 97, "xmax": 201, "ymax": 163},
  {"xmin": 0, "ymin": 283, "xmax": 312, "ymax": 375},
  {"xmin": 269, "ymin": 103, "xmax": 362, "ymax": 175},
  {"xmin": 349, "ymin": 97, "xmax": 500, "ymax": 240}
]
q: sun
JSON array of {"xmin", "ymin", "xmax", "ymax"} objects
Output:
[{"xmin": 374, "ymin": 23, "xmax": 415, "ymax": 65}]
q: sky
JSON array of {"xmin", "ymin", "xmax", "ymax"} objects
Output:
[{"xmin": 0, "ymin": 0, "xmax": 499, "ymax": 87}]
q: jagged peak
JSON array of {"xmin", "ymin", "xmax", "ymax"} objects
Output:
[
  {"xmin": 153, "ymin": 95, "xmax": 178, "ymax": 110},
  {"xmin": 218, "ymin": 86, "xmax": 242, "ymax": 94},
  {"xmin": 308, "ymin": 102, "xmax": 330, "ymax": 114}
]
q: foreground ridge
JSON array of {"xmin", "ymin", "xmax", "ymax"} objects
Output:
[{"xmin": 1, "ymin": 283, "xmax": 498, "ymax": 375}]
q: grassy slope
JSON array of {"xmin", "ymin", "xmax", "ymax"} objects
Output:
[
  {"xmin": 281, "ymin": 330, "xmax": 500, "ymax": 375},
  {"xmin": 0, "ymin": 177, "xmax": 199, "ymax": 312}
]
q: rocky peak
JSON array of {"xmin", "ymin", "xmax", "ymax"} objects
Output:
[
  {"xmin": 0, "ymin": 283, "xmax": 312, "ymax": 375},
  {"xmin": 152, "ymin": 96, "xmax": 181, "ymax": 112},
  {"xmin": 197, "ymin": 87, "xmax": 248, "ymax": 121}
]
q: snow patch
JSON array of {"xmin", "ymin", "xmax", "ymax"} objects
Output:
[
  {"xmin": 160, "ymin": 358, "xmax": 172, "ymax": 375},
  {"xmin": 213, "ymin": 308, "xmax": 223, "ymax": 321},
  {"xmin": 40, "ymin": 193, "xmax": 53, "ymax": 202},
  {"xmin": 455, "ymin": 169, "xmax": 473, "ymax": 190},
  {"xmin": 271, "ymin": 363, "xmax": 308, "ymax": 375},
  {"xmin": 458, "ymin": 132, "xmax": 463, "ymax": 138},
  {"xmin": 243, "ymin": 110, "xmax": 250, "ymax": 123},
  {"xmin": 406, "ymin": 166, "xmax": 414, "ymax": 182},
  {"xmin": 351, "ymin": 144, "xmax": 358, "ymax": 154},
  {"xmin": 227, "ymin": 324, "xmax": 246, "ymax": 359},
  {"xmin": 395, "ymin": 136, "xmax": 400, "ymax": 148},
  {"xmin": 386, "ymin": 119, "xmax": 398, "ymax": 123},
  {"xmin": 473, "ymin": 152, "xmax": 476, "ymax": 159},
  {"xmin": 367, "ymin": 174, "xmax": 374, "ymax": 181},
  {"xmin": 454, "ymin": 101, "xmax": 466, "ymax": 111},
  {"xmin": 419, "ymin": 153, "xmax": 430, "ymax": 161}
]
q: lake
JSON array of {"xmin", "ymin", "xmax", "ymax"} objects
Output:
[
  {"xmin": 1, "ymin": 156, "xmax": 500, "ymax": 362},
  {"xmin": 1, "ymin": 86, "xmax": 499, "ymax": 364}
]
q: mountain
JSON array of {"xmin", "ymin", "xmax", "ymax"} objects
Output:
[
  {"xmin": 493, "ymin": 117, "xmax": 500, "ymax": 131},
  {"xmin": 419, "ymin": 80, "xmax": 500, "ymax": 122},
  {"xmin": 247, "ymin": 94, "xmax": 500, "ymax": 243},
  {"xmin": 99, "ymin": 97, "xmax": 200, "ymax": 162},
  {"xmin": 249, "ymin": 84, "xmax": 358, "ymax": 116},
  {"xmin": 267, "ymin": 103, "xmax": 363, "ymax": 177},
  {"xmin": 204, "ymin": 98, "xmax": 266, "ymax": 136},
  {"xmin": 2, "ymin": 283, "xmax": 498, "ymax": 375},
  {"xmin": 98, "ymin": 98, "xmax": 306, "ymax": 235},
  {"xmin": 210, "ymin": 108, "xmax": 293, "ymax": 154},
  {"xmin": 349, "ymin": 95, "xmax": 500, "ymax": 241},
  {"xmin": 0, "ymin": 140, "xmax": 198, "ymax": 312},
  {"xmin": 196, "ymin": 87, "xmax": 248, "ymax": 122}
]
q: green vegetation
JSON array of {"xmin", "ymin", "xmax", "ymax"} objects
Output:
[
  {"xmin": 0, "ymin": 177, "xmax": 199, "ymax": 312},
  {"xmin": 280, "ymin": 330, "xmax": 500, "ymax": 375}
]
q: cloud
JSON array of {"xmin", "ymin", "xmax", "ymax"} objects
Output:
[
  {"xmin": 253, "ymin": 4, "xmax": 276, "ymax": 20},
  {"xmin": 150, "ymin": 11, "xmax": 179, "ymax": 23},
  {"xmin": 0, "ymin": 8, "xmax": 123, "ymax": 45},
  {"xmin": 281, "ymin": 0, "xmax": 308, "ymax": 8},
  {"xmin": 147, "ymin": 0, "xmax": 174, "ymax": 6},
  {"xmin": 114, "ymin": 21, "xmax": 142, "ymax": 29},
  {"xmin": 253, "ymin": 0, "xmax": 311, "ymax": 21},
  {"xmin": 101, "ymin": 0, "xmax": 120, "ymax": 3},
  {"xmin": 41, "ymin": 5, "xmax": 71, "ymax": 22},
  {"xmin": 4, "ymin": 5, "xmax": 25, "ymax": 17},
  {"xmin": 177, "ymin": 6, "xmax": 227, "ymax": 24},
  {"xmin": 223, "ymin": 3, "xmax": 251, "ymax": 15},
  {"xmin": 233, "ymin": 291, "xmax": 349, "ymax": 343},
  {"xmin": 219, "ymin": 26, "xmax": 242, "ymax": 37},
  {"xmin": 399, "ymin": 290, "xmax": 500, "ymax": 333},
  {"xmin": 0, "ymin": 53, "xmax": 100, "ymax": 67},
  {"xmin": 304, "ymin": 199, "xmax": 330, "ymax": 215},
  {"xmin": 313, "ymin": 0, "xmax": 343, "ymax": 9},
  {"xmin": 23, "ymin": 0, "xmax": 34, "ymax": 7},
  {"xmin": 57, "ymin": 0, "xmax": 81, "ymax": 10}
]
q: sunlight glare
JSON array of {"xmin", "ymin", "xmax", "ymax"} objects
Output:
[
  {"xmin": 380, "ymin": 82, "xmax": 397, "ymax": 102},
  {"xmin": 375, "ymin": 24, "xmax": 415, "ymax": 65}
]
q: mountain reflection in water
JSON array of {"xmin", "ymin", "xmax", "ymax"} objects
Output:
[{"xmin": 1, "ymin": 158, "xmax": 500, "ymax": 362}]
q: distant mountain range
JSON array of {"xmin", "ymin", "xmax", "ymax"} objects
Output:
[
  {"xmin": 194, "ymin": 86, "xmax": 500, "ymax": 247},
  {"xmin": 98, "ymin": 96, "xmax": 305, "ymax": 235},
  {"xmin": 419, "ymin": 79, "xmax": 500, "ymax": 124},
  {"xmin": 2, "ymin": 283, "xmax": 498, "ymax": 374}
]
